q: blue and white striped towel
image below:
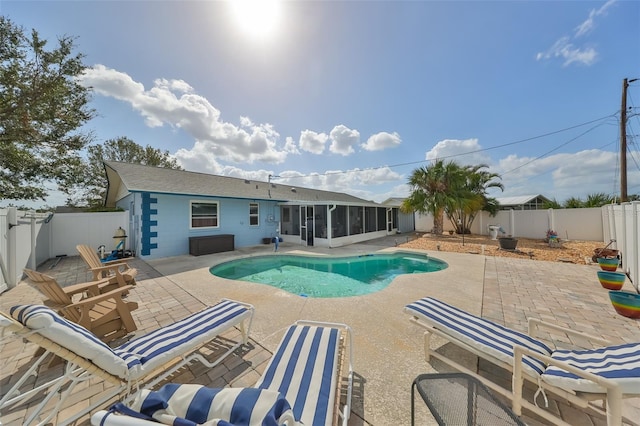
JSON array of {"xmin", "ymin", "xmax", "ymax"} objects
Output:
[{"xmin": 105, "ymin": 384, "xmax": 302, "ymax": 426}]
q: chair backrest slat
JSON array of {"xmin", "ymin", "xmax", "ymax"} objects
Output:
[
  {"xmin": 77, "ymin": 244, "xmax": 102, "ymax": 269},
  {"xmin": 23, "ymin": 269, "xmax": 73, "ymax": 305}
]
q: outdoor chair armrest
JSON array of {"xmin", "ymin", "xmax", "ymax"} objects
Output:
[
  {"xmin": 102, "ymin": 259, "xmax": 131, "ymax": 267},
  {"xmin": 63, "ymin": 278, "xmax": 113, "ymax": 298},
  {"xmin": 67, "ymin": 285, "xmax": 135, "ymax": 308},
  {"xmin": 60, "ymin": 285, "xmax": 136, "ymax": 331},
  {"xmin": 89, "ymin": 264, "xmax": 133, "ymax": 281},
  {"xmin": 527, "ymin": 318, "xmax": 612, "ymax": 347}
]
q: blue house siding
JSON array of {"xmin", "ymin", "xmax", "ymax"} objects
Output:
[{"xmin": 130, "ymin": 192, "xmax": 280, "ymax": 259}]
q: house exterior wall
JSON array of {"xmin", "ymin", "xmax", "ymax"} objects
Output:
[
  {"xmin": 397, "ymin": 212, "xmax": 415, "ymax": 233},
  {"xmin": 123, "ymin": 192, "xmax": 281, "ymax": 259}
]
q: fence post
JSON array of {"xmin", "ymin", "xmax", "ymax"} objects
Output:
[
  {"xmin": 7, "ymin": 207, "xmax": 17, "ymax": 289},
  {"xmin": 631, "ymin": 202, "xmax": 639, "ymax": 292},
  {"xmin": 509, "ymin": 209, "xmax": 515, "ymax": 236},
  {"xmin": 29, "ymin": 210, "xmax": 37, "ymax": 270}
]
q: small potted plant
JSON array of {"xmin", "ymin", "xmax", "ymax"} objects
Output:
[
  {"xmin": 545, "ymin": 229, "xmax": 558, "ymax": 243},
  {"xmin": 498, "ymin": 235, "xmax": 518, "ymax": 250}
]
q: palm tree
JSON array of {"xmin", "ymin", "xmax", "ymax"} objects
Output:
[
  {"xmin": 401, "ymin": 160, "xmax": 463, "ymax": 235},
  {"xmin": 563, "ymin": 197, "xmax": 584, "ymax": 208},
  {"xmin": 543, "ymin": 198, "xmax": 562, "ymax": 209},
  {"xmin": 447, "ymin": 164, "xmax": 504, "ymax": 233},
  {"xmin": 584, "ymin": 192, "xmax": 614, "ymax": 207}
]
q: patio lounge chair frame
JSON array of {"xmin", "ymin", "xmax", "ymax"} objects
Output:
[
  {"xmin": 91, "ymin": 320, "xmax": 354, "ymax": 426},
  {"xmin": 255, "ymin": 320, "xmax": 354, "ymax": 426},
  {"xmin": 0, "ymin": 299, "xmax": 254, "ymax": 426},
  {"xmin": 405, "ymin": 297, "xmax": 639, "ymax": 426}
]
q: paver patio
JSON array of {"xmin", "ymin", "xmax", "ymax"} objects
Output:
[{"xmin": 1, "ymin": 236, "xmax": 638, "ymax": 425}]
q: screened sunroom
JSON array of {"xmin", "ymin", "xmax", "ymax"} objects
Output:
[{"xmin": 278, "ymin": 202, "xmax": 399, "ymax": 248}]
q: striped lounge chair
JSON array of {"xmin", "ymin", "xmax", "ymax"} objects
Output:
[
  {"xmin": 0, "ymin": 299, "xmax": 254, "ymax": 426},
  {"xmin": 91, "ymin": 320, "xmax": 354, "ymax": 426},
  {"xmin": 254, "ymin": 320, "xmax": 354, "ymax": 426},
  {"xmin": 405, "ymin": 297, "xmax": 640, "ymax": 426}
]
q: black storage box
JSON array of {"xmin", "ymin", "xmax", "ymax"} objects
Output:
[{"xmin": 189, "ymin": 234, "xmax": 234, "ymax": 256}]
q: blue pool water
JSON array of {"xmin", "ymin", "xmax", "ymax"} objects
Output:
[{"xmin": 209, "ymin": 252, "xmax": 447, "ymax": 298}]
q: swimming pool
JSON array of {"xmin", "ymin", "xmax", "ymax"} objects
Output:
[{"xmin": 209, "ymin": 252, "xmax": 447, "ymax": 298}]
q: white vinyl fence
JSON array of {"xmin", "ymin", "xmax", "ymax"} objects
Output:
[
  {"xmin": 3, "ymin": 205, "xmax": 636, "ymax": 293},
  {"xmin": 416, "ymin": 207, "xmax": 604, "ymax": 241},
  {"xmin": 602, "ymin": 202, "xmax": 639, "ymax": 292},
  {"xmin": 0, "ymin": 207, "xmax": 127, "ymax": 292}
]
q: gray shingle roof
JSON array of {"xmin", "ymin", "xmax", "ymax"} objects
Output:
[{"xmin": 104, "ymin": 161, "xmax": 376, "ymax": 206}]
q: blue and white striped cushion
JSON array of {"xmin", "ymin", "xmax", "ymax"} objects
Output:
[
  {"xmin": 10, "ymin": 300, "xmax": 251, "ymax": 381},
  {"xmin": 107, "ymin": 383, "xmax": 301, "ymax": 425},
  {"xmin": 10, "ymin": 305, "xmax": 129, "ymax": 377},
  {"xmin": 542, "ymin": 342, "xmax": 640, "ymax": 393},
  {"xmin": 405, "ymin": 297, "xmax": 553, "ymax": 377},
  {"xmin": 116, "ymin": 300, "xmax": 252, "ymax": 380},
  {"xmin": 255, "ymin": 324, "xmax": 340, "ymax": 426}
]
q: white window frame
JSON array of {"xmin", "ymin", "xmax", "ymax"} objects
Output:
[
  {"xmin": 249, "ymin": 202, "xmax": 259, "ymax": 226},
  {"xmin": 190, "ymin": 200, "xmax": 219, "ymax": 229}
]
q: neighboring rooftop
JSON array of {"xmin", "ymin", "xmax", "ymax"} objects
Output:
[{"xmin": 496, "ymin": 194, "xmax": 550, "ymax": 210}]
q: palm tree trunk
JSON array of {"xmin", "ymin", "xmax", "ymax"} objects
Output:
[{"xmin": 432, "ymin": 209, "xmax": 444, "ymax": 235}]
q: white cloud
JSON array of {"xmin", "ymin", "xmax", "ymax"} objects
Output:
[
  {"xmin": 283, "ymin": 136, "xmax": 300, "ymax": 154},
  {"xmin": 80, "ymin": 65, "xmax": 290, "ymax": 164},
  {"xmin": 361, "ymin": 132, "xmax": 402, "ymax": 151},
  {"xmin": 369, "ymin": 183, "xmax": 411, "ymax": 203},
  {"xmin": 575, "ymin": 0, "xmax": 616, "ymax": 37},
  {"xmin": 271, "ymin": 166, "xmax": 403, "ymax": 200},
  {"xmin": 496, "ymin": 149, "xmax": 626, "ymax": 202},
  {"xmin": 425, "ymin": 138, "xmax": 493, "ymax": 166},
  {"xmin": 535, "ymin": 37, "xmax": 597, "ymax": 67},
  {"xmin": 536, "ymin": 0, "xmax": 616, "ymax": 67},
  {"xmin": 80, "ymin": 64, "xmax": 145, "ymax": 100},
  {"xmin": 329, "ymin": 125, "xmax": 360, "ymax": 156},
  {"xmin": 299, "ymin": 130, "xmax": 328, "ymax": 154}
]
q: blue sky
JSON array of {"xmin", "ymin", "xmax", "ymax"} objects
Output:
[{"xmin": 3, "ymin": 0, "xmax": 640, "ymax": 207}]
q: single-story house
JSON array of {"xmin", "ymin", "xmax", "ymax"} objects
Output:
[
  {"xmin": 104, "ymin": 161, "xmax": 401, "ymax": 259},
  {"xmin": 496, "ymin": 194, "xmax": 551, "ymax": 210}
]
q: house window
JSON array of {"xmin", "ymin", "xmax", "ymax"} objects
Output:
[
  {"xmin": 249, "ymin": 203, "xmax": 259, "ymax": 226},
  {"xmin": 191, "ymin": 201, "xmax": 218, "ymax": 228}
]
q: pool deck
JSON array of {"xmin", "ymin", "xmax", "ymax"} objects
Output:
[{"xmin": 1, "ymin": 235, "xmax": 639, "ymax": 425}]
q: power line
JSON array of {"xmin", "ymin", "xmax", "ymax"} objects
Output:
[
  {"xmin": 278, "ymin": 113, "xmax": 617, "ymax": 180},
  {"xmin": 627, "ymin": 135, "xmax": 640, "ymax": 172},
  {"xmin": 501, "ymin": 120, "xmax": 609, "ymax": 175}
]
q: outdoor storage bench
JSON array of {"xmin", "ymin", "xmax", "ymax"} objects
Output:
[{"xmin": 189, "ymin": 234, "xmax": 234, "ymax": 256}]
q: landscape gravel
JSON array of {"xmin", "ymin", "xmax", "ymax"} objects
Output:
[{"xmin": 398, "ymin": 233, "xmax": 606, "ymax": 264}]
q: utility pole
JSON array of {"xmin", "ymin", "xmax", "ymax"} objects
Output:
[
  {"xmin": 621, "ymin": 77, "xmax": 638, "ymax": 202},
  {"xmin": 621, "ymin": 78, "xmax": 629, "ymax": 202}
]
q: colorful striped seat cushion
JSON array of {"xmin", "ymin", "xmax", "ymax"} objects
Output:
[
  {"xmin": 254, "ymin": 324, "xmax": 340, "ymax": 426},
  {"xmin": 404, "ymin": 297, "xmax": 553, "ymax": 378},
  {"xmin": 10, "ymin": 300, "xmax": 251, "ymax": 381},
  {"xmin": 542, "ymin": 342, "xmax": 640, "ymax": 393},
  {"xmin": 104, "ymin": 383, "xmax": 301, "ymax": 425}
]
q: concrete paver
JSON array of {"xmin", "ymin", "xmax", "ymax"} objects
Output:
[{"xmin": 0, "ymin": 236, "xmax": 639, "ymax": 425}]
